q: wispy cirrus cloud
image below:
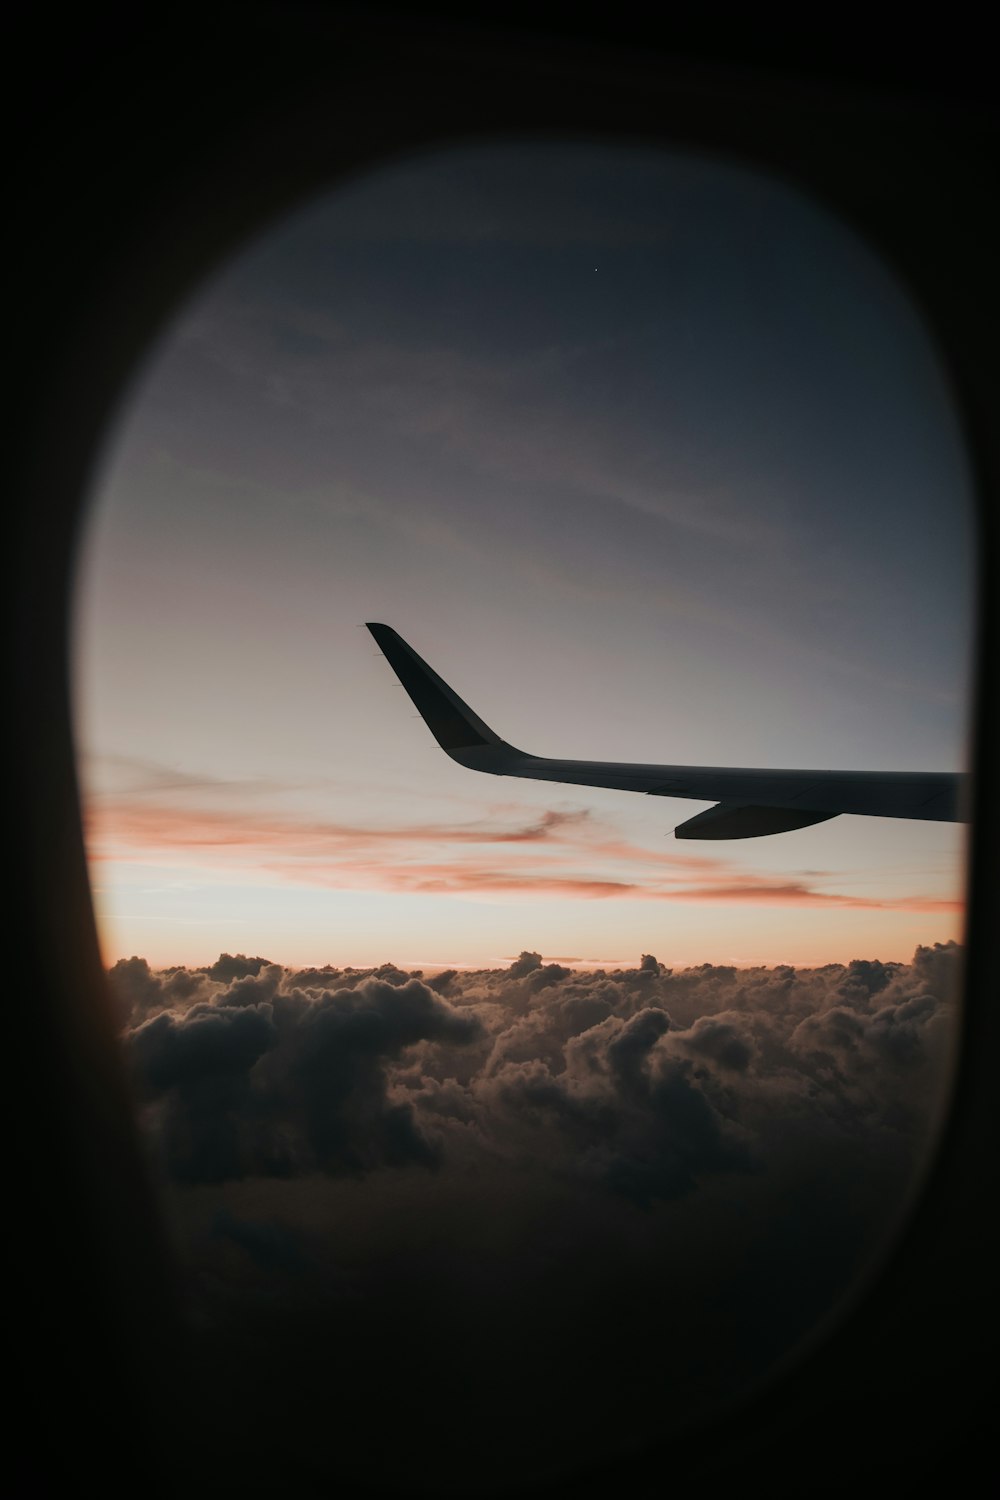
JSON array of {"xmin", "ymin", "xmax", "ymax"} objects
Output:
[
  {"xmin": 84, "ymin": 790, "xmax": 959, "ymax": 913},
  {"xmin": 85, "ymin": 798, "xmax": 591, "ymax": 853}
]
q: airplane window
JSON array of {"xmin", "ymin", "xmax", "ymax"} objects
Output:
[{"xmin": 71, "ymin": 142, "xmax": 974, "ymax": 1493}]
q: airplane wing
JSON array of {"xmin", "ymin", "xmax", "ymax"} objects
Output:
[{"xmin": 366, "ymin": 623, "xmax": 967, "ymax": 839}]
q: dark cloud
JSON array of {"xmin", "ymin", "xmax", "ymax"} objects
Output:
[
  {"xmin": 115, "ymin": 945, "xmax": 955, "ymax": 1194},
  {"xmin": 506, "ymin": 949, "xmax": 542, "ymax": 978},
  {"xmin": 110, "ymin": 942, "xmax": 961, "ymax": 1493},
  {"xmin": 680, "ymin": 1012, "xmax": 755, "ymax": 1071},
  {"xmin": 203, "ymin": 952, "xmax": 274, "ymax": 982},
  {"xmin": 125, "ymin": 972, "xmax": 482, "ymax": 1184},
  {"xmin": 215, "ymin": 963, "xmax": 283, "ymax": 1008},
  {"xmin": 108, "ymin": 955, "xmax": 162, "ymax": 1022},
  {"xmin": 108, "ymin": 955, "xmax": 207, "ymax": 1023},
  {"xmin": 131, "ymin": 1002, "xmax": 278, "ymax": 1091},
  {"xmin": 526, "ymin": 961, "xmax": 572, "ymax": 993}
]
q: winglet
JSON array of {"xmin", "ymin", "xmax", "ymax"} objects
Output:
[{"xmin": 366, "ymin": 624, "xmax": 508, "ymax": 754}]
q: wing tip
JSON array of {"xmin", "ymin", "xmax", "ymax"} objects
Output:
[{"xmin": 366, "ymin": 621, "xmax": 504, "ymax": 753}]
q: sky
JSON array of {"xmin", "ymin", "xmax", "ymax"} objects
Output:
[
  {"xmin": 73, "ymin": 140, "xmax": 975, "ymax": 971},
  {"xmin": 71, "ymin": 141, "xmax": 976, "ymax": 1492}
]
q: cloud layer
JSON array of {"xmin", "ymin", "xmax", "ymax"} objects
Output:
[{"xmin": 112, "ymin": 942, "xmax": 960, "ymax": 1492}]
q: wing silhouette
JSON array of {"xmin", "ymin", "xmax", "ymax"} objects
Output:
[{"xmin": 366, "ymin": 624, "xmax": 966, "ymax": 839}]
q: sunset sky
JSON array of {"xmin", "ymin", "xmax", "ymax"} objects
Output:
[{"xmin": 72, "ymin": 141, "xmax": 975, "ymax": 971}]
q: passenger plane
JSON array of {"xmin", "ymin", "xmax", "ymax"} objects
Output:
[{"xmin": 367, "ymin": 624, "xmax": 967, "ymax": 840}]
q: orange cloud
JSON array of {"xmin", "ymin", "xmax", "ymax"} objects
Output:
[
  {"xmin": 85, "ymin": 800, "xmax": 590, "ymax": 855},
  {"xmin": 84, "ymin": 795, "xmax": 961, "ymax": 913}
]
